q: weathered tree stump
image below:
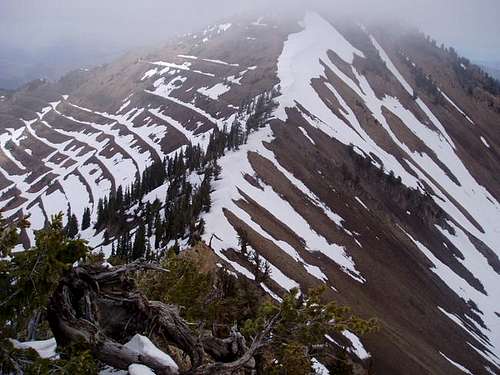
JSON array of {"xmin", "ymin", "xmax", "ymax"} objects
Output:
[{"xmin": 47, "ymin": 261, "xmax": 275, "ymax": 374}]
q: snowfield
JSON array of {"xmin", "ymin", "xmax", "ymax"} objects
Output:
[
  {"xmin": 1, "ymin": 10, "xmax": 499, "ymax": 373},
  {"xmin": 275, "ymin": 10, "xmax": 500, "ymax": 364}
]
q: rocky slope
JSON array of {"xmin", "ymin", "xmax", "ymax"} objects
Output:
[{"xmin": 0, "ymin": 10, "xmax": 499, "ymax": 375}]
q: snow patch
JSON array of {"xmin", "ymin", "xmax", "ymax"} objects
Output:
[
  {"xmin": 439, "ymin": 89, "xmax": 474, "ymax": 125},
  {"xmin": 118, "ymin": 100, "xmax": 131, "ymax": 113},
  {"xmin": 342, "ymin": 330, "xmax": 371, "ymax": 360},
  {"xmin": 251, "ymin": 17, "xmax": 267, "ymax": 26},
  {"xmin": 355, "ymin": 197, "xmax": 368, "ymax": 210},
  {"xmin": 439, "ymin": 352, "xmax": 473, "ymax": 374},
  {"xmin": 202, "ymin": 58, "xmax": 239, "ymax": 67},
  {"xmin": 298, "ymin": 126, "xmax": 315, "ymax": 144},
  {"xmin": 481, "ymin": 136, "xmax": 490, "ymax": 148},
  {"xmin": 312, "ymin": 358, "xmax": 330, "ymax": 374},
  {"xmin": 124, "ymin": 334, "xmax": 178, "ymax": 372},
  {"xmin": 177, "ymin": 54, "xmax": 197, "ymax": 60},
  {"xmin": 11, "ymin": 338, "xmax": 58, "ymax": 359},
  {"xmin": 202, "ymin": 124, "xmax": 363, "ymax": 286},
  {"xmin": 128, "ymin": 364, "xmax": 155, "ymax": 375},
  {"xmin": 197, "ymin": 83, "xmax": 231, "ymax": 100},
  {"xmin": 141, "ymin": 68, "xmax": 158, "ymax": 80},
  {"xmin": 218, "ymin": 23, "xmax": 232, "ymax": 33}
]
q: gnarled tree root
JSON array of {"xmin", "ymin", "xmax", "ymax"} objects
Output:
[{"xmin": 47, "ymin": 262, "xmax": 276, "ymax": 374}]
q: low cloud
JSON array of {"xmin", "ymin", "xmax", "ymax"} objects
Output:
[{"xmin": 0, "ymin": 0, "xmax": 498, "ymax": 88}]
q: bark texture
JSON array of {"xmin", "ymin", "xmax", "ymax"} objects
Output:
[{"xmin": 47, "ymin": 262, "xmax": 273, "ymax": 374}]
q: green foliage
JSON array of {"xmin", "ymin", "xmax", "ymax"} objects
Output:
[
  {"xmin": 245, "ymin": 90, "xmax": 278, "ymax": 134},
  {"xmin": 131, "ymin": 222, "xmax": 146, "ymax": 260},
  {"xmin": 137, "ymin": 251, "xmax": 264, "ymax": 330},
  {"xmin": 54, "ymin": 344, "xmax": 98, "ymax": 374},
  {"xmin": 206, "ymin": 267, "xmax": 263, "ymax": 329},
  {"xmin": 243, "ymin": 287, "xmax": 378, "ymax": 374},
  {"xmin": 329, "ymin": 349, "xmax": 354, "ymax": 375},
  {"xmin": 137, "ymin": 251, "xmax": 213, "ymax": 322},
  {"xmin": 274, "ymin": 341, "xmax": 311, "ymax": 375},
  {"xmin": 0, "ymin": 215, "xmax": 29, "ymax": 258},
  {"xmin": 236, "ymin": 230, "xmax": 271, "ymax": 283},
  {"xmin": 236, "ymin": 227, "xmax": 248, "ymax": 255},
  {"xmin": 81, "ymin": 207, "xmax": 91, "ymax": 231},
  {"xmin": 0, "ymin": 338, "xmax": 97, "ymax": 374},
  {"xmin": 139, "ymin": 254, "xmax": 378, "ymax": 374},
  {"xmin": 452, "ymin": 56, "xmax": 500, "ymax": 97},
  {"xmin": 0, "ymin": 338, "xmax": 44, "ymax": 374},
  {"xmin": 0, "ymin": 212, "xmax": 96, "ymax": 373},
  {"xmin": 66, "ymin": 214, "xmax": 79, "ymax": 239},
  {"xmin": 249, "ymin": 251, "xmax": 271, "ymax": 284},
  {"xmin": 0, "ymin": 213, "xmax": 90, "ymax": 339},
  {"xmin": 83, "ymin": 249, "xmax": 106, "ymax": 266},
  {"xmin": 93, "ymin": 89, "xmax": 281, "ymax": 253}
]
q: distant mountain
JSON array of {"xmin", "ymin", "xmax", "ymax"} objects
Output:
[
  {"xmin": 0, "ymin": 42, "xmax": 128, "ymax": 89},
  {"xmin": 0, "ymin": 11, "xmax": 499, "ymax": 375}
]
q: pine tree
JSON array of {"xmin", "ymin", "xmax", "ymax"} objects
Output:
[
  {"xmin": 154, "ymin": 214, "xmax": 163, "ymax": 249},
  {"xmin": 199, "ymin": 175, "xmax": 212, "ymax": 213},
  {"xmin": 145, "ymin": 239, "xmax": 152, "ymax": 260},
  {"xmin": 243, "ymin": 287, "xmax": 378, "ymax": 374},
  {"xmin": 236, "ymin": 227, "xmax": 249, "ymax": 255},
  {"xmin": 131, "ymin": 223, "xmax": 146, "ymax": 260},
  {"xmin": 66, "ymin": 214, "xmax": 79, "ymax": 238},
  {"xmin": 81, "ymin": 207, "xmax": 91, "ymax": 231},
  {"xmin": 212, "ymin": 160, "xmax": 222, "ymax": 180},
  {"xmin": 249, "ymin": 251, "xmax": 270, "ymax": 283},
  {"xmin": 116, "ymin": 185, "xmax": 124, "ymax": 208},
  {"xmin": 197, "ymin": 218, "xmax": 205, "ymax": 236},
  {"xmin": 95, "ymin": 198, "xmax": 104, "ymax": 230},
  {"xmin": 0, "ymin": 213, "xmax": 89, "ymax": 339}
]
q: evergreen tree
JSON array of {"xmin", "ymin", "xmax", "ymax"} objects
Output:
[
  {"xmin": 88, "ymin": 89, "xmax": 278, "ymax": 255},
  {"xmin": 243, "ymin": 287, "xmax": 378, "ymax": 374},
  {"xmin": 236, "ymin": 227, "xmax": 249, "ymax": 255},
  {"xmin": 81, "ymin": 207, "xmax": 91, "ymax": 231},
  {"xmin": 66, "ymin": 214, "xmax": 79, "ymax": 239},
  {"xmin": 212, "ymin": 160, "xmax": 222, "ymax": 180},
  {"xmin": 116, "ymin": 185, "xmax": 124, "ymax": 208},
  {"xmin": 0, "ymin": 213, "xmax": 98, "ymax": 371},
  {"xmin": 198, "ymin": 174, "xmax": 212, "ymax": 213},
  {"xmin": 154, "ymin": 214, "xmax": 163, "ymax": 249},
  {"xmin": 131, "ymin": 223, "xmax": 146, "ymax": 260},
  {"xmin": 197, "ymin": 218, "xmax": 205, "ymax": 237},
  {"xmin": 0, "ymin": 213, "xmax": 89, "ymax": 339},
  {"xmin": 95, "ymin": 198, "xmax": 104, "ymax": 230},
  {"xmin": 145, "ymin": 239, "xmax": 152, "ymax": 260},
  {"xmin": 103, "ymin": 229, "xmax": 109, "ymax": 244},
  {"xmin": 249, "ymin": 251, "xmax": 271, "ymax": 283}
]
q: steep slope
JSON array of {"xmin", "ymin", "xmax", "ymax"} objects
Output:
[
  {"xmin": 0, "ymin": 17, "xmax": 284, "ymax": 249},
  {"xmin": 201, "ymin": 13, "xmax": 500, "ymax": 375},
  {"xmin": 0, "ymin": 11, "xmax": 499, "ymax": 375}
]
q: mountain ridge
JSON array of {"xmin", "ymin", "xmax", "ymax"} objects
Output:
[{"xmin": 0, "ymin": 10, "xmax": 499, "ymax": 374}]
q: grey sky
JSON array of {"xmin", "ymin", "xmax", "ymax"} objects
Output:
[
  {"xmin": 1, "ymin": 0, "xmax": 499, "ymax": 58},
  {"xmin": 0, "ymin": 0, "xmax": 499, "ymax": 87}
]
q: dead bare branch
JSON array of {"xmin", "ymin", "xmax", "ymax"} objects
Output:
[{"xmin": 47, "ymin": 261, "xmax": 270, "ymax": 374}]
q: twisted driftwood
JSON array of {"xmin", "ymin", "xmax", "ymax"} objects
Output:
[{"xmin": 47, "ymin": 261, "xmax": 276, "ymax": 374}]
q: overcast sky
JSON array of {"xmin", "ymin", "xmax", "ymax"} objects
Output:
[
  {"xmin": 0, "ymin": 0, "xmax": 499, "ymax": 85},
  {"xmin": 1, "ymin": 0, "xmax": 499, "ymax": 58}
]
